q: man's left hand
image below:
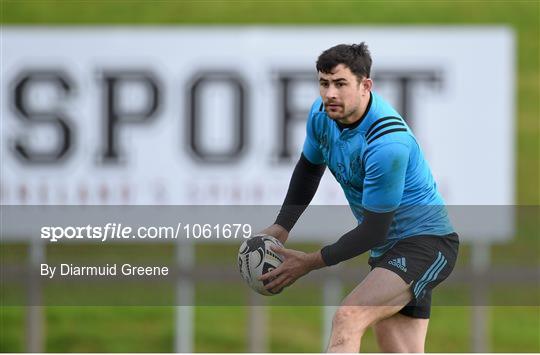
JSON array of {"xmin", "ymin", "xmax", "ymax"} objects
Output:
[{"xmin": 258, "ymin": 245, "xmax": 325, "ymax": 294}]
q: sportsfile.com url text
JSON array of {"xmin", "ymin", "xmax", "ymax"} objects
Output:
[{"xmin": 40, "ymin": 223, "xmax": 253, "ymax": 243}]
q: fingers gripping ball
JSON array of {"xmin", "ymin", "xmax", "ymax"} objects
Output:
[{"xmin": 238, "ymin": 234, "xmax": 284, "ymax": 295}]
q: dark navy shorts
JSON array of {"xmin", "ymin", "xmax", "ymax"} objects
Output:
[{"xmin": 368, "ymin": 233, "xmax": 459, "ymax": 319}]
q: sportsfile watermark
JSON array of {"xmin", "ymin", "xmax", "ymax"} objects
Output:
[
  {"xmin": 40, "ymin": 223, "xmax": 253, "ymax": 243},
  {"xmin": 1, "ymin": 206, "xmax": 538, "ymax": 306}
]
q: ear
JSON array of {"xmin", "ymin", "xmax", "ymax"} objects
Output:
[{"xmin": 363, "ymin": 78, "xmax": 373, "ymax": 91}]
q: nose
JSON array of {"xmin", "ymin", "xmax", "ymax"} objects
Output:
[{"xmin": 324, "ymin": 85, "xmax": 337, "ymax": 100}]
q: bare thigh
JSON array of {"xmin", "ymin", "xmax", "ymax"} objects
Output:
[
  {"xmin": 373, "ymin": 313, "xmax": 429, "ymax": 353},
  {"xmin": 327, "ymin": 267, "xmax": 414, "ymax": 352},
  {"xmin": 341, "ymin": 267, "xmax": 412, "ymax": 308}
]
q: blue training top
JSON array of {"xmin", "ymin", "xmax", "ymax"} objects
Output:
[{"xmin": 302, "ymin": 91, "xmax": 454, "ymax": 257}]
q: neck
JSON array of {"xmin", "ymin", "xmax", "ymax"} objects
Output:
[{"xmin": 336, "ymin": 92, "xmax": 372, "ymax": 129}]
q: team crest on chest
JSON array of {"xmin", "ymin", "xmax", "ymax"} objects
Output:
[
  {"xmin": 328, "ymin": 163, "xmax": 351, "ymax": 187},
  {"xmin": 349, "ymin": 149, "xmax": 363, "ymax": 176}
]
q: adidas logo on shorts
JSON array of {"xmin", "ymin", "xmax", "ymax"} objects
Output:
[{"xmin": 388, "ymin": 257, "xmax": 407, "ymax": 272}]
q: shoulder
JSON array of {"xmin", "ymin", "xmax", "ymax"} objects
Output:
[
  {"xmin": 362, "ymin": 93, "xmax": 413, "ymax": 161},
  {"xmin": 363, "ymin": 118, "xmax": 412, "ymax": 164},
  {"xmin": 364, "ymin": 115, "xmax": 411, "ymax": 147},
  {"xmin": 306, "ymin": 97, "xmax": 327, "ymax": 131},
  {"xmin": 308, "ymin": 97, "xmax": 325, "ymax": 121},
  {"xmin": 310, "ymin": 97, "xmax": 325, "ymax": 113}
]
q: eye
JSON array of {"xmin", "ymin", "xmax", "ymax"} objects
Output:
[
  {"xmin": 320, "ymin": 82, "xmax": 329, "ymax": 88},
  {"xmin": 336, "ymin": 82, "xmax": 346, "ymax": 88}
]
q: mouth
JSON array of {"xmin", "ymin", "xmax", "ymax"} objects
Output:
[{"xmin": 326, "ymin": 103, "xmax": 341, "ymax": 110}]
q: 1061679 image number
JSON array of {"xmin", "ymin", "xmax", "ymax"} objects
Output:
[{"xmin": 184, "ymin": 223, "xmax": 252, "ymax": 239}]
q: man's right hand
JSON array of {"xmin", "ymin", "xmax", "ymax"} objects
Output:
[{"xmin": 258, "ymin": 224, "xmax": 289, "ymax": 244}]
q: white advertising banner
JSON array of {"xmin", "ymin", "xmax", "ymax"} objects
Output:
[{"xmin": 1, "ymin": 27, "xmax": 514, "ymax": 210}]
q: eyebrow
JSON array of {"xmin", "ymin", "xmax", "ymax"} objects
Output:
[{"xmin": 319, "ymin": 78, "xmax": 348, "ymax": 83}]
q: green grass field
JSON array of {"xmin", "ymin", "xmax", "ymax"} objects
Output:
[
  {"xmin": 2, "ymin": 305, "xmax": 538, "ymax": 352},
  {"xmin": 1, "ymin": 0, "xmax": 539, "ymax": 352},
  {"xmin": 1, "ymin": 240, "xmax": 539, "ymax": 352}
]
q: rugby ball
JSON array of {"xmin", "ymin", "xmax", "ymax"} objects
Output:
[{"xmin": 238, "ymin": 234, "xmax": 284, "ymax": 296}]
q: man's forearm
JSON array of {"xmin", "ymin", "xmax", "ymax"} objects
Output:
[
  {"xmin": 320, "ymin": 210, "xmax": 395, "ymax": 266},
  {"xmin": 274, "ymin": 153, "xmax": 326, "ymax": 231}
]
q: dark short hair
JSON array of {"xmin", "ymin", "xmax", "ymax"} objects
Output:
[{"xmin": 316, "ymin": 42, "xmax": 372, "ymax": 80}]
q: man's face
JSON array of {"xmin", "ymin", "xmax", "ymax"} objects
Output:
[{"xmin": 318, "ymin": 64, "xmax": 371, "ymax": 124}]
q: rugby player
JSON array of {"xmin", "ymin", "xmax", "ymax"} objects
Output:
[{"xmin": 259, "ymin": 43, "xmax": 459, "ymax": 353}]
